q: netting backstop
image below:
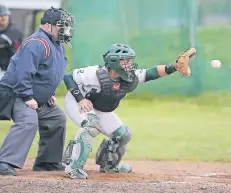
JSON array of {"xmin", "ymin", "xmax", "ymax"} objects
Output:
[{"xmin": 63, "ymin": 0, "xmax": 231, "ymax": 96}]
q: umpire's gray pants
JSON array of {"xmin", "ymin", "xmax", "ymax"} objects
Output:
[{"xmin": 0, "ymin": 97, "xmax": 66, "ymax": 168}]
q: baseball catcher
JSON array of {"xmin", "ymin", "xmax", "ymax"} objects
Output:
[{"xmin": 62, "ymin": 44, "xmax": 196, "ymax": 179}]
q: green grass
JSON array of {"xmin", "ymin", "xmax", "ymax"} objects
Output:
[{"xmin": 1, "ymin": 95, "xmax": 231, "ymax": 162}]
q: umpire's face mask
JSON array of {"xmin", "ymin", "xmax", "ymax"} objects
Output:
[{"xmin": 56, "ymin": 12, "xmax": 74, "ymax": 47}]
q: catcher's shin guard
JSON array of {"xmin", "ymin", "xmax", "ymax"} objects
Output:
[
  {"xmin": 62, "ymin": 140, "xmax": 75, "ymax": 166},
  {"xmin": 95, "ymin": 125, "xmax": 132, "ymax": 173},
  {"xmin": 63, "ymin": 126, "xmax": 99, "ymax": 179}
]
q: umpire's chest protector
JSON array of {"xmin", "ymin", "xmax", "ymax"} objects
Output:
[{"xmin": 86, "ymin": 67, "xmax": 138, "ymax": 112}]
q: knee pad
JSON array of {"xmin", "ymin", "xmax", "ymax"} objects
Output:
[
  {"xmin": 111, "ymin": 125, "xmax": 132, "ymax": 145},
  {"xmin": 95, "ymin": 125, "xmax": 132, "ymax": 171},
  {"xmin": 85, "ymin": 126, "xmax": 100, "ymax": 137}
]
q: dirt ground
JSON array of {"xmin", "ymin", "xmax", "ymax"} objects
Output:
[{"xmin": 1, "ymin": 159, "xmax": 231, "ymax": 193}]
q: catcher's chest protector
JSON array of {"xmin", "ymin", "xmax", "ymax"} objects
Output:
[{"xmin": 86, "ymin": 66, "xmax": 138, "ymax": 112}]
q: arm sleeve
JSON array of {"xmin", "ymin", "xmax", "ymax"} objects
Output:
[
  {"xmin": 64, "ymin": 70, "xmax": 85, "ymax": 102},
  {"xmin": 13, "ymin": 40, "xmax": 46, "ymax": 101},
  {"xmin": 145, "ymin": 66, "xmax": 161, "ymax": 82},
  {"xmin": 144, "ymin": 64, "xmax": 177, "ymax": 82},
  {"xmin": 63, "ymin": 71, "xmax": 78, "ymax": 90}
]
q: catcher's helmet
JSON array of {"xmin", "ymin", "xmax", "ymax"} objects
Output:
[
  {"xmin": 103, "ymin": 44, "xmax": 137, "ymax": 82},
  {"xmin": 41, "ymin": 7, "xmax": 75, "ymax": 46}
]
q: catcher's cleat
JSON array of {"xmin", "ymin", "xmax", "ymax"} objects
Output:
[
  {"xmin": 65, "ymin": 164, "xmax": 88, "ymax": 179},
  {"xmin": 100, "ymin": 162, "xmax": 132, "ymax": 173},
  {"xmin": 117, "ymin": 162, "xmax": 132, "ymax": 173}
]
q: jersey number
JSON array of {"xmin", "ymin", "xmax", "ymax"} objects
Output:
[{"xmin": 76, "ymin": 69, "xmax": 84, "ymax": 74}]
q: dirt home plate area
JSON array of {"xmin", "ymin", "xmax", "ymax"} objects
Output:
[{"xmin": 1, "ymin": 159, "xmax": 231, "ymax": 193}]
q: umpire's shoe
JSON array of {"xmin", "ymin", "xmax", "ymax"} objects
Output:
[
  {"xmin": 0, "ymin": 162, "xmax": 16, "ymax": 176},
  {"xmin": 32, "ymin": 162, "xmax": 65, "ymax": 171}
]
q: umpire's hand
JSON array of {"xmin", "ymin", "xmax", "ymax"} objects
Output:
[{"xmin": 25, "ymin": 99, "xmax": 38, "ymax": 110}]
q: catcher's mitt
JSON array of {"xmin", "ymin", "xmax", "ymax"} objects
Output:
[{"xmin": 175, "ymin": 48, "xmax": 196, "ymax": 76}]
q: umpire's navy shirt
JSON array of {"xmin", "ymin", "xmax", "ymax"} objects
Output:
[{"xmin": 0, "ymin": 28, "xmax": 67, "ymax": 104}]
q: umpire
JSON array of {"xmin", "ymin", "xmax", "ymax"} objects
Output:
[
  {"xmin": 0, "ymin": 5, "xmax": 23, "ymax": 79},
  {"xmin": 0, "ymin": 7, "xmax": 75, "ymax": 176}
]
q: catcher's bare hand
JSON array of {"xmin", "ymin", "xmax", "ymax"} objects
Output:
[
  {"xmin": 79, "ymin": 98, "xmax": 93, "ymax": 113},
  {"xmin": 175, "ymin": 48, "xmax": 196, "ymax": 76},
  {"xmin": 25, "ymin": 99, "xmax": 38, "ymax": 110}
]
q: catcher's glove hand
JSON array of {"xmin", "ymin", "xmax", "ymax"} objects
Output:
[{"xmin": 175, "ymin": 48, "xmax": 196, "ymax": 76}]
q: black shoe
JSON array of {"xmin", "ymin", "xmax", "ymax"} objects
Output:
[
  {"xmin": 32, "ymin": 162, "xmax": 65, "ymax": 171},
  {"xmin": 0, "ymin": 162, "xmax": 16, "ymax": 176}
]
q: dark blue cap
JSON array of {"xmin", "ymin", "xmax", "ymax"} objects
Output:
[{"xmin": 41, "ymin": 7, "xmax": 62, "ymax": 25}]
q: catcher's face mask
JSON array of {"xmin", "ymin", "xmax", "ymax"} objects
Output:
[
  {"xmin": 119, "ymin": 58, "xmax": 137, "ymax": 72},
  {"xmin": 118, "ymin": 57, "xmax": 138, "ymax": 82},
  {"xmin": 56, "ymin": 9, "xmax": 75, "ymax": 47},
  {"xmin": 106, "ymin": 55, "xmax": 138, "ymax": 82},
  {"xmin": 104, "ymin": 44, "xmax": 138, "ymax": 82}
]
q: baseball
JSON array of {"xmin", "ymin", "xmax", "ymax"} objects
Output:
[{"xmin": 211, "ymin": 60, "xmax": 222, "ymax": 68}]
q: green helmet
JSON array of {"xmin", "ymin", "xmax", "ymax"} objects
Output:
[{"xmin": 103, "ymin": 44, "xmax": 138, "ymax": 82}]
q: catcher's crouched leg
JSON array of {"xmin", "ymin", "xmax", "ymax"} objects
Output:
[
  {"xmin": 95, "ymin": 125, "xmax": 132, "ymax": 173},
  {"xmin": 62, "ymin": 126, "xmax": 100, "ymax": 179}
]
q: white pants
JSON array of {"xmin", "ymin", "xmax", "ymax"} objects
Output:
[{"xmin": 64, "ymin": 91, "xmax": 123, "ymax": 137}]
